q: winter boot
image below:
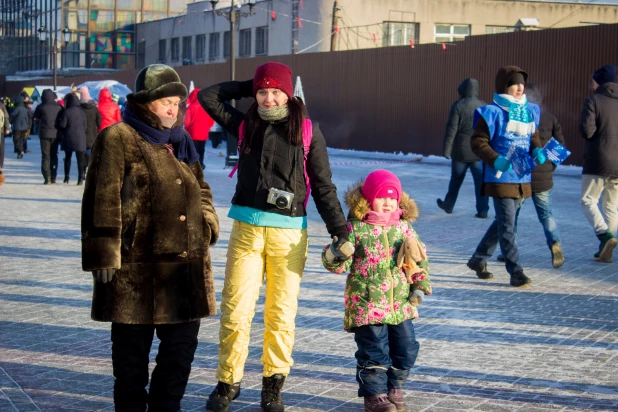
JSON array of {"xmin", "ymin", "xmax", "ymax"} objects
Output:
[
  {"xmin": 205, "ymin": 381, "xmax": 241, "ymax": 412},
  {"xmin": 436, "ymin": 198, "xmax": 452, "ymax": 214},
  {"xmin": 596, "ymin": 232, "xmax": 617, "ymax": 263},
  {"xmin": 364, "ymin": 394, "xmax": 397, "ymax": 412},
  {"xmin": 0, "ymin": 172, "xmax": 4, "ymax": 185},
  {"xmin": 497, "ymin": 254, "xmax": 505, "ymax": 262},
  {"xmin": 510, "ymin": 271, "xmax": 532, "ymax": 287},
  {"xmin": 63, "ymin": 175, "xmax": 70, "ymax": 184},
  {"xmin": 260, "ymin": 374, "xmax": 286, "ymax": 412},
  {"xmin": 467, "ymin": 258, "xmax": 493, "ymax": 279},
  {"xmin": 387, "ymin": 388, "xmax": 405, "ymax": 411},
  {"xmin": 550, "ymin": 242, "xmax": 564, "ymax": 268}
]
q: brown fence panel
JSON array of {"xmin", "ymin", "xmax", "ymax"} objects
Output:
[{"xmin": 5, "ymin": 23, "xmax": 618, "ymax": 165}]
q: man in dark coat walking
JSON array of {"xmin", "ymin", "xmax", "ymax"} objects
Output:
[
  {"xmin": 438, "ymin": 78, "xmax": 489, "ymax": 218},
  {"xmin": 10, "ymin": 96, "xmax": 30, "ymax": 159},
  {"xmin": 55, "ymin": 93, "xmax": 87, "ymax": 184},
  {"xmin": 579, "ymin": 64, "xmax": 618, "ymax": 263},
  {"xmin": 34, "ymin": 89, "xmax": 63, "ymax": 184},
  {"xmin": 0, "ymin": 99, "xmax": 9, "ymax": 184}
]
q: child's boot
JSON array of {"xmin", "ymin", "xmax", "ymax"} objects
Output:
[
  {"xmin": 387, "ymin": 388, "xmax": 406, "ymax": 411},
  {"xmin": 261, "ymin": 373, "xmax": 285, "ymax": 412},
  {"xmin": 364, "ymin": 394, "xmax": 396, "ymax": 412}
]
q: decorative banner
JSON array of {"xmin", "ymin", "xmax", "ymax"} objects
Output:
[
  {"xmin": 296, "ymin": 17, "xmax": 302, "ymax": 28},
  {"xmin": 372, "ymin": 33, "xmax": 377, "ymax": 43},
  {"xmin": 271, "ymin": 10, "xmax": 276, "ymax": 20},
  {"xmin": 409, "ymin": 39, "xmax": 415, "ymax": 48},
  {"xmin": 442, "ymin": 43, "xmax": 446, "ymax": 51},
  {"xmin": 334, "ymin": 26, "xmax": 339, "ymax": 33}
]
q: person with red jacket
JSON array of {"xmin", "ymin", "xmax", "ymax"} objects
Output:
[
  {"xmin": 97, "ymin": 88, "xmax": 122, "ymax": 132},
  {"xmin": 185, "ymin": 88, "xmax": 215, "ymax": 169}
]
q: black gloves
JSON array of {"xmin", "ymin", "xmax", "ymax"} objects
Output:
[
  {"xmin": 326, "ymin": 234, "xmax": 355, "ymax": 262},
  {"xmin": 92, "ymin": 269, "xmax": 116, "ymax": 284}
]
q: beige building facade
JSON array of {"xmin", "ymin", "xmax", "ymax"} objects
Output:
[{"xmin": 137, "ymin": 0, "xmax": 618, "ymax": 67}]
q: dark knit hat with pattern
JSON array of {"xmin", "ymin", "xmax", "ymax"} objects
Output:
[
  {"xmin": 132, "ymin": 64, "xmax": 187, "ymax": 104},
  {"xmin": 253, "ymin": 62, "xmax": 294, "ymax": 98}
]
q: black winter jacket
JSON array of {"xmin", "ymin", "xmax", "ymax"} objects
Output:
[
  {"xmin": 33, "ymin": 89, "xmax": 62, "ymax": 139},
  {"xmin": 579, "ymin": 82, "xmax": 618, "ymax": 177},
  {"xmin": 531, "ymin": 111, "xmax": 564, "ymax": 193},
  {"xmin": 443, "ymin": 78, "xmax": 486, "ymax": 162},
  {"xmin": 10, "ymin": 97, "xmax": 30, "ymax": 132},
  {"xmin": 56, "ymin": 94, "xmax": 87, "ymax": 152},
  {"xmin": 197, "ymin": 80, "xmax": 348, "ymax": 239},
  {"xmin": 81, "ymin": 100, "xmax": 102, "ymax": 148}
]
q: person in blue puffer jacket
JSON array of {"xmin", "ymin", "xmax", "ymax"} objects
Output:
[{"xmin": 466, "ymin": 66, "xmax": 545, "ymax": 287}]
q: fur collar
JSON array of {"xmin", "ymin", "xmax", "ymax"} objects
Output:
[
  {"xmin": 126, "ymin": 95, "xmax": 183, "ymax": 130},
  {"xmin": 345, "ymin": 180, "xmax": 419, "ymax": 222}
]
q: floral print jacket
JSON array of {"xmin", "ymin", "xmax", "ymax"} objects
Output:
[{"xmin": 322, "ymin": 183, "xmax": 432, "ymax": 331}]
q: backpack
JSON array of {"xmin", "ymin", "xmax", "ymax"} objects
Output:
[{"xmin": 229, "ymin": 118, "xmax": 313, "ymax": 208}]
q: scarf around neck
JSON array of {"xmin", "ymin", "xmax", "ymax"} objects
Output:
[
  {"xmin": 123, "ymin": 107, "xmax": 199, "ymax": 165},
  {"xmin": 258, "ymin": 105, "xmax": 289, "ymax": 122},
  {"xmin": 363, "ymin": 209, "xmax": 403, "ymax": 226},
  {"xmin": 493, "ymin": 93, "xmax": 536, "ymax": 137}
]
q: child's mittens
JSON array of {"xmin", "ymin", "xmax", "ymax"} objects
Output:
[
  {"xmin": 408, "ymin": 289, "xmax": 424, "ymax": 306},
  {"xmin": 325, "ymin": 236, "xmax": 355, "ymax": 263}
]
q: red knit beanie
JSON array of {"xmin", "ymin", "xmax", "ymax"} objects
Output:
[
  {"xmin": 362, "ymin": 170, "xmax": 402, "ymax": 207},
  {"xmin": 253, "ymin": 62, "xmax": 294, "ymax": 98}
]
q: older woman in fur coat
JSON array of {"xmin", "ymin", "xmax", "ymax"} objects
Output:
[{"xmin": 81, "ymin": 64, "xmax": 219, "ymax": 412}]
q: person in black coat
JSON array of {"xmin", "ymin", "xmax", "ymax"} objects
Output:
[
  {"xmin": 10, "ymin": 96, "xmax": 30, "ymax": 159},
  {"xmin": 79, "ymin": 87, "xmax": 102, "ymax": 167},
  {"xmin": 55, "ymin": 93, "xmax": 88, "ymax": 184},
  {"xmin": 579, "ymin": 64, "xmax": 618, "ymax": 263},
  {"xmin": 0, "ymin": 99, "xmax": 9, "ymax": 184},
  {"xmin": 438, "ymin": 78, "xmax": 489, "ymax": 218},
  {"xmin": 34, "ymin": 89, "xmax": 63, "ymax": 184}
]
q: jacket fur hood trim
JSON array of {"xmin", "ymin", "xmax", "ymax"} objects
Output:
[{"xmin": 345, "ymin": 180, "xmax": 419, "ymax": 222}]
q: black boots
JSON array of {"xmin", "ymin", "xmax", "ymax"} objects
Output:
[
  {"xmin": 63, "ymin": 175, "xmax": 70, "ymax": 184},
  {"xmin": 467, "ymin": 258, "xmax": 493, "ymax": 279},
  {"xmin": 510, "ymin": 271, "xmax": 532, "ymax": 287},
  {"xmin": 206, "ymin": 381, "xmax": 240, "ymax": 412},
  {"xmin": 261, "ymin": 374, "xmax": 286, "ymax": 412},
  {"xmin": 436, "ymin": 198, "xmax": 453, "ymax": 214}
]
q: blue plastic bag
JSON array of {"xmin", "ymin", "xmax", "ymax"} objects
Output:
[
  {"xmin": 511, "ymin": 146, "xmax": 536, "ymax": 178},
  {"xmin": 543, "ymin": 137, "xmax": 571, "ymax": 165}
]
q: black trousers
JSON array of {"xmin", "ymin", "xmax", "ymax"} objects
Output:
[
  {"xmin": 111, "ymin": 320, "xmax": 200, "ymax": 412},
  {"xmin": 63, "ymin": 150, "xmax": 86, "ymax": 181},
  {"xmin": 0, "ymin": 132, "xmax": 5, "ymax": 170},
  {"xmin": 40, "ymin": 138, "xmax": 59, "ymax": 181},
  {"xmin": 13, "ymin": 130, "xmax": 26, "ymax": 155},
  {"xmin": 193, "ymin": 140, "xmax": 206, "ymax": 168}
]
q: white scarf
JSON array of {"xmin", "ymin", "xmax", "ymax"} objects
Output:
[{"xmin": 493, "ymin": 93, "xmax": 536, "ymax": 137}]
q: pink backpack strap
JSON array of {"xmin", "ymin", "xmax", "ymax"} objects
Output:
[
  {"xmin": 302, "ymin": 119, "xmax": 313, "ymax": 208},
  {"xmin": 228, "ymin": 120, "xmax": 245, "ymax": 178}
]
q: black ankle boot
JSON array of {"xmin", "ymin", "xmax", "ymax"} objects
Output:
[
  {"xmin": 510, "ymin": 271, "xmax": 532, "ymax": 287},
  {"xmin": 467, "ymin": 258, "xmax": 493, "ymax": 279},
  {"xmin": 261, "ymin": 374, "xmax": 286, "ymax": 412},
  {"xmin": 63, "ymin": 176, "xmax": 69, "ymax": 184},
  {"xmin": 206, "ymin": 381, "xmax": 240, "ymax": 412}
]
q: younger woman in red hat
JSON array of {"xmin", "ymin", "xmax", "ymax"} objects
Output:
[
  {"xmin": 198, "ymin": 62, "xmax": 352, "ymax": 412},
  {"xmin": 322, "ymin": 169, "xmax": 432, "ymax": 412}
]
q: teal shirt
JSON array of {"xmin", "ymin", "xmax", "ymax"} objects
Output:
[{"xmin": 228, "ymin": 205, "xmax": 307, "ymax": 229}]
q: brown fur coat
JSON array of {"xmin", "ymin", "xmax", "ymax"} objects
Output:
[{"xmin": 81, "ymin": 100, "xmax": 219, "ymax": 324}]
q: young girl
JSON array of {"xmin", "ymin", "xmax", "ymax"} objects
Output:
[{"xmin": 322, "ymin": 169, "xmax": 432, "ymax": 412}]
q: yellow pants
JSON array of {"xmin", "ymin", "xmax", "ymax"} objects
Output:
[{"xmin": 216, "ymin": 220, "xmax": 308, "ymax": 384}]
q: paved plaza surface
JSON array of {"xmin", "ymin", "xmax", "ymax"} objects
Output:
[{"xmin": 0, "ymin": 136, "xmax": 617, "ymax": 412}]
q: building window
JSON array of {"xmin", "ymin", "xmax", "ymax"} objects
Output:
[
  {"xmin": 256, "ymin": 26, "xmax": 268, "ymax": 55},
  {"xmin": 182, "ymin": 36, "xmax": 192, "ymax": 60},
  {"xmin": 171, "ymin": 37, "xmax": 179, "ymax": 61},
  {"xmin": 434, "ymin": 24, "xmax": 470, "ymax": 43},
  {"xmin": 223, "ymin": 31, "xmax": 231, "ymax": 58},
  {"xmin": 209, "ymin": 32, "xmax": 220, "ymax": 61},
  {"xmin": 158, "ymin": 39, "xmax": 166, "ymax": 62},
  {"xmin": 382, "ymin": 22, "xmax": 419, "ymax": 46},
  {"xmin": 196, "ymin": 34, "xmax": 205, "ymax": 60},
  {"xmin": 239, "ymin": 29, "xmax": 251, "ymax": 57},
  {"xmin": 486, "ymin": 25, "xmax": 517, "ymax": 34}
]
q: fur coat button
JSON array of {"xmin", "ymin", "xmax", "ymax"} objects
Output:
[
  {"xmin": 179, "ymin": 251, "xmax": 188, "ymax": 258},
  {"xmin": 175, "ymin": 178, "xmax": 182, "ymax": 185},
  {"xmin": 179, "ymin": 215, "xmax": 186, "ymax": 222}
]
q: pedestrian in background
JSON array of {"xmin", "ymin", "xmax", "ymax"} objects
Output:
[
  {"xmin": 184, "ymin": 88, "xmax": 215, "ymax": 169},
  {"xmin": 81, "ymin": 64, "xmax": 219, "ymax": 412},
  {"xmin": 97, "ymin": 88, "xmax": 122, "ymax": 132},
  {"xmin": 467, "ymin": 66, "xmax": 545, "ymax": 287},
  {"xmin": 79, "ymin": 86, "xmax": 102, "ymax": 169},
  {"xmin": 322, "ymin": 169, "xmax": 431, "ymax": 412},
  {"xmin": 0, "ymin": 98, "xmax": 9, "ymax": 184},
  {"xmin": 10, "ymin": 96, "xmax": 29, "ymax": 159},
  {"xmin": 55, "ymin": 93, "xmax": 87, "ymax": 184},
  {"xmin": 579, "ymin": 64, "xmax": 618, "ymax": 263},
  {"xmin": 33, "ymin": 89, "xmax": 63, "ymax": 184},
  {"xmin": 438, "ymin": 78, "xmax": 489, "ymax": 218}
]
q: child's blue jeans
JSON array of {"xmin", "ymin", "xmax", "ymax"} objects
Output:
[{"xmin": 353, "ymin": 319, "xmax": 419, "ymax": 397}]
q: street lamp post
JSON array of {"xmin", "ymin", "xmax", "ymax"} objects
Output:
[
  {"xmin": 209, "ymin": 0, "xmax": 256, "ymax": 167},
  {"xmin": 38, "ymin": 26, "xmax": 72, "ymax": 91}
]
